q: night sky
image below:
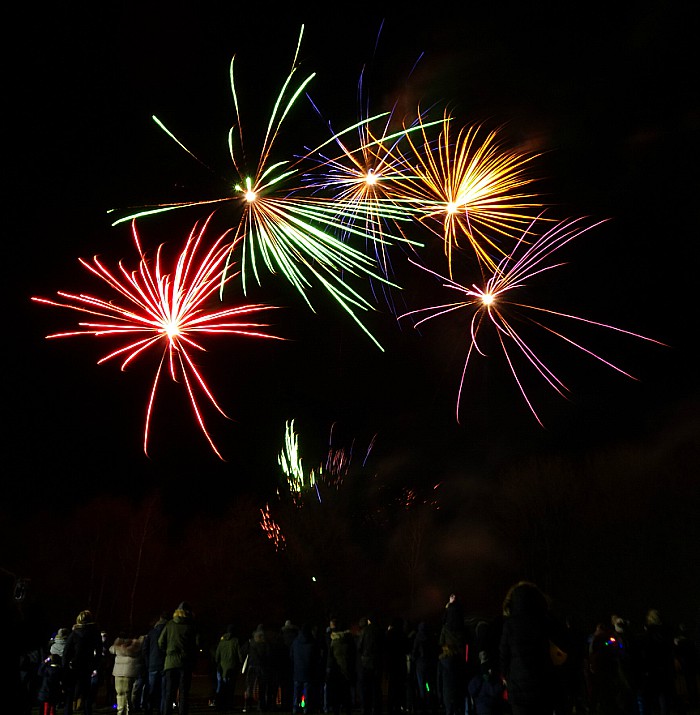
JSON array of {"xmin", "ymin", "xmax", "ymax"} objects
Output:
[{"xmin": 4, "ymin": 5, "xmax": 699, "ymax": 634}]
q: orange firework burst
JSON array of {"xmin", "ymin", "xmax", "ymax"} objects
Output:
[
  {"xmin": 32, "ymin": 214, "xmax": 284, "ymax": 459},
  {"xmin": 397, "ymin": 109, "xmax": 544, "ymax": 275},
  {"xmin": 400, "ymin": 214, "xmax": 666, "ymax": 425}
]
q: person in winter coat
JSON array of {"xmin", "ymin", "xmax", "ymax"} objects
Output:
[
  {"xmin": 214, "ymin": 624, "xmax": 243, "ymax": 710},
  {"xmin": 499, "ymin": 581, "xmax": 555, "ymax": 715},
  {"xmin": 466, "ymin": 652, "xmax": 506, "ymax": 715},
  {"xmin": 50, "ymin": 629, "xmax": 71, "ymax": 660},
  {"xmin": 412, "ymin": 621, "xmax": 439, "ymax": 714},
  {"xmin": 385, "ymin": 617, "xmax": 409, "ymax": 715},
  {"xmin": 38, "ymin": 652, "xmax": 65, "ymax": 715},
  {"xmin": 291, "ymin": 623, "xmax": 322, "ymax": 713},
  {"xmin": 279, "ymin": 619, "xmax": 300, "ymax": 711},
  {"xmin": 62, "ymin": 609, "xmax": 103, "ymax": 715},
  {"xmin": 438, "ymin": 643, "xmax": 467, "ymax": 715},
  {"xmin": 244, "ymin": 624, "xmax": 273, "ymax": 712},
  {"xmin": 109, "ymin": 635, "xmax": 144, "ymax": 715},
  {"xmin": 142, "ymin": 612, "xmax": 168, "ymax": 715},
  {"xmin": 357, "ymin": 615, "xmax": 384, "ymax": 715},
  {"xmin": 638, "ymin": 609, "xmax": 677, "ymax": 715},
  {"xmin": 440, "ymin": 594, "xmax": 466, "ymax": 653},
  {"xmin": 326, "ymin": 619, "xmax": 357, "ymax": 715},
  {"xmin": 158, "ymin": 601, "xmax": 200, "ymax": 715}
]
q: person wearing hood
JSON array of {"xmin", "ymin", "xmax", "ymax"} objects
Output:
[
  {"xmin": 214, "ymin": 624, "xmax": 244, "ymax": 710},
  {"xmin": 109, "ymin": 634, "xmax": 144, "ymax": 715},
  {"xmin": 158, "ymin": 601, "xmax": 200, "ymax": 715},
  {"xmin": 62, "ymin": 609, "xmax": 103, "ymax": 715}
]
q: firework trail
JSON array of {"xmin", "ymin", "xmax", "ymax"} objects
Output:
[
  {"xmin": 108, "ymin": 25, "xmax": 409, "ymax": 350},
  {"xmin": 32, "ymin": 214, "xmax": 284, "ymax": 459},
  {"xmin": 399, "ymin": 214, "xmax": 666, "ymax": 425}
]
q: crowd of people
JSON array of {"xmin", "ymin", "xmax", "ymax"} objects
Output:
[{"xmin": 9, "ymin": 581, "xmax": 700, "ymax": 715}]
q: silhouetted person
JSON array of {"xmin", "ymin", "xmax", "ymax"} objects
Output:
[
  {"xmin": 279, "ymin": 619, "xmax": 300, "ymax": 710},
  {"xmin": 143, "ymin": 612, "xmax": 168, "ymax": 715},
  {"xmin": 291, "ymin": 623, "xmax": 322, "ymax": 713},
  {"xmin": 326, "ymin": 618, "xmax": 356, "ymax": 715},
  {"xmin": 385, "ymin": 617, "xmax": 409, "ymax": 715},
  {"xmin": 466, "ymin": 651, "xmax": 506, "ymax": 715},
  {"xmin": 438, "ymin": 643, "xmax": 467, "ymax": 715},
  {"xmin": 63, "ymin": 609, "xmax": 102, "ymax": 715},
  {"xmin": 638, "ymin": 609, "xmax": 676, "ymax": 715},
  {"xmin": 412, "ymin": 621, "xmax": 439, "ymax": 714},
  {"xmin": 214, "ymin": 624, "xmax": 243, "ymax": 711},
  {"xmin": 440, "ymin": 593, "xmax": 466, "ymax": 655},
  {"xmin": 674, "ymin": 622, "xmax": 699, "ymax": 710},
  {"xmin": 244, "ymin": 624, "xmax": 273, "ymax": 712},
  {"xmin": 37, "ymin": 652, "xmax": 65, "ymax": 715},
  {"xmin": 357, "ymin": 615, "xmax": 384, "ymax": 715},
  {"xmin": 499, "ymin": 581, "xmax": 555, "ymax": 715}
]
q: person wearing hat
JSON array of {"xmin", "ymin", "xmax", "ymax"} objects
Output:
[{"xmin": 158, "ymin": 602, "xmax": 200, "ymax": 715}]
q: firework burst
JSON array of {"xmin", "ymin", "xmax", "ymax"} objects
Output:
[
  {"xmin": 109, "ymin": 25, "xmax": 409, "ymax": 350},
  {"xmin": 396, "ymin": 110, "xmax": 544, "ymax": 276},
  {"xmin": 399, "ymin": 214, "xmax": 666, "ymax": 425},
  {"xmin": 301, "ymin": 87, "xmax": 445, "ymax": 316},
  {"xmin": 32, "ymin": 214, "xmax": 284, "ymax": 459}
]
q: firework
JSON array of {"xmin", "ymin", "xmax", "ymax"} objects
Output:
[
  {"xmin": 32, "ymin": 215, "xmax": 284, "ymax": 459},
  {"xmin": 301, "ymin": 108, "xmax": 422, "ymax": 268},
  {"xmin": 298, "ymin": 37, "xmax": 435, "ymax": 264},
  {"xmin": 109, "ymin": 25, "xmax": 409, "ymax": 350},
  {"xmin": 399, "ymin": 215, "xmax": 666, "ymax": 425},
  {"xmin": 278, "ymin": 419, "xmax": 320, "ymax": 504},
  {"xmin": 396, "ymin": 110, "xmax": 544, "ymax": 275},
  {"xmin": 276, "ymin": 420, "xmax": 377, "ymax": 508},
  {"xmin": 260, "ymin": 503, "xmax": 286, "ymax": 551}
]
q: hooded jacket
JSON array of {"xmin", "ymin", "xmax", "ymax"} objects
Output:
[
  {"xmin": 215, "ymin": 627, "xmax": 243, "ymax": 678},
  {"xmin": 158, "ymin": 608, "xmax": 200, "ymax": 671},
  {"xmin": 110, "ymin": 637, "xmax": 144, "ymax": 678}
]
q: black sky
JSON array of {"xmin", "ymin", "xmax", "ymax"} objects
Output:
[{"xmin": 5, "ymin": 3, "xmax": 699, "ymax": 612}]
